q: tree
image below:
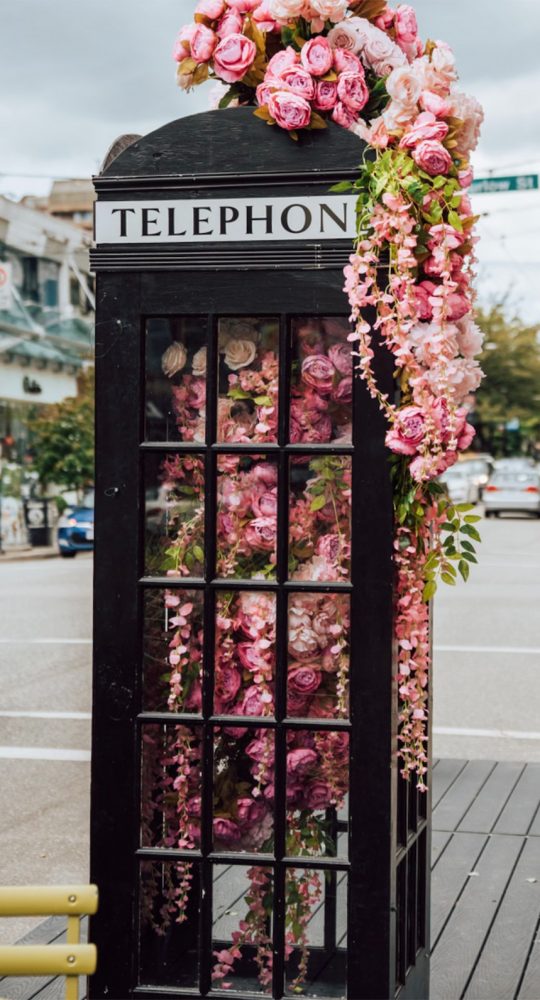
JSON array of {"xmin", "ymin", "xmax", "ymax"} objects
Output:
[
  {"xmin": 28, "ymin": 368, "xmax": 94, "ymax": 497},
  {"xmin": 475, "ymin": 301, "xmax": 540, "ymax": 451}
]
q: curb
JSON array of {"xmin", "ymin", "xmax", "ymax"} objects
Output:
[{"xmin": 0, "ymin": 547, "xmax": 59, "ymax": 564}]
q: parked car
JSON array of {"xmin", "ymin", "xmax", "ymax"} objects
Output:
[
  {"xmin": 439, "ymin": 466, "xmax": 480, "ymax": 504},
  {"xmin": 484, "ymin": 471, "xmax": 540, "ymax": 518},
  {"xmin": 494, "ymin": 457, "xmax": 536, "ymax": 473},
  {"xmin": 57, "ymin": 490, "xmax": 95, "ymax": 556},
  {"xmin": 457, "ymin": 455, "xmax": 494, "ymax": 497}
]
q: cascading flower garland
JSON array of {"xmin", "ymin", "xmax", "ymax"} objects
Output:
[{"xmin": 150, "ymin": 0, "xmax": 485, "ymax": 987}]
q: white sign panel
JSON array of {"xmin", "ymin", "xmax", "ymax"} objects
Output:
[
  {"xmin": 0, "ymin": 261, "xmax": 13, "ymax": 309},
  {"xmin": 95, "ymin": 195, "xmax": 358, "ymax": 244}
]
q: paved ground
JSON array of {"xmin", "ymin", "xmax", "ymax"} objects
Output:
[{"xmin": 0, "ymin": 513, "xmax": 537, "ymax": 947}]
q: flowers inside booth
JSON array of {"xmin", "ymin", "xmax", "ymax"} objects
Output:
[{"xmin": 143, "ymin": 0, "xmax": 484, "ymax": 990}]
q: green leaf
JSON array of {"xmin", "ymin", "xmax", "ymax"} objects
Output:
[
  {"xmin": 461, "ymin": 540, "xmax": 475, "ymax": 552},
  {"xmin": 455, "ymin": 503, "xmax": 475, "ymax": 512},
  {"xmin": 441, "ymin": 572, "xmax": 457, "ymax": 586},
  {"xmin": 461, "ymin": 552, "xmax": 478, "ymax": 564},
  {"xmin": 458, "ymin": 559, "xmax": 470, "ymax": 582},
  {"xmin": 228, "ymin": 388, "xmax": 251, "ymax": 400},
  {"xmin": 448, "ymin": 209, "xmax": 463, "ymax": 232},
  {"xmin": 461, "ymin": 524, "xmax": 481, "ymax": 542},
  {"xmin": 310, "ymin": 495, "xmax": 327, "ymax": 512},
  {"xmin": 423, "ymin": 580, "xmax": 437, "ymax": 602},
  {"xmin": 464, "ymin": 514, "xmax": 482, "ymax": 523},
  {"xmin": 253, "ymin": 395, "xmax": 273, "ymax": 406},
  {"xmin": 192, "ymin": 545, "xmax": 205, "ymax": 563},
  {"xmin": 330, "ymin": 180, "xmax": 354, "ymax": 193}
]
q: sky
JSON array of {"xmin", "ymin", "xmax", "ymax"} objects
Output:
[{"xmin": 1, "ymin": 0, "xmax": 539, "ymax": 319}]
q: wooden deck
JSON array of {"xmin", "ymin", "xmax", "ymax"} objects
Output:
[{"xmin": 1, "ymin": 759, "xmax": 539, "ymax": 1000}]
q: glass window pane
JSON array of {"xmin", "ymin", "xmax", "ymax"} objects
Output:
[
  {"xmin": 144, "ymin": 453, "xmax": 205, "ymax": 577},
  {"xmin": 138, "ymin": 860, "xmax": 200, "ymax": 989},
  {"xmin": 285, "ymin": 728, "xmax": 349, "ymax": 860},
  {"xmin": 212, "ymin": 864, "xmax": 274, "ymax": 994},
  {"xmin": 140, "ymin": 723, "xmax": 202, "ymax": 851},
  {"xmin": 213, "ymin": 729, "xmax": 274, "ymax": 854},
  {"xmin": 287, "ymin": 593, "xmax": 350, "ymax": 719},
  {"xmin": 142, "ymin": 589, "xmax": 204, "ymax": 714},
  {"xmin": 217, "ymin": 455, "xmax": 277, "ymax": 579},
  {"xmin": 217, "ymin": 316, "xmax": 279, "ymax": 443},
  {"xmin": 289, "ymin": 316, "xmax": 352, "ymax": 445},
  {"xmin": 145, "ymin": 317, "xmax": 207, "ymax": 443},
  {"xmin": 214, "ymin": 591, "xmax": 276, "ymax": 716},
  {"xmin": 289, "ymin": 456, "xmax": 351, "ymax": 582},
  {"xmin": 284, "ymin": 868, "xmax": 347, "ymax": 998}
]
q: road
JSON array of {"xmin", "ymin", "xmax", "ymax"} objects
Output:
[{"xmin": 0, "ymin": 515, "xmax": 538, "ymax": 943}]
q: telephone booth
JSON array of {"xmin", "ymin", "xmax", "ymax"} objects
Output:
[{"xmin": 89, "ymin": 108, "xmax": 431, "ymax": 1000}]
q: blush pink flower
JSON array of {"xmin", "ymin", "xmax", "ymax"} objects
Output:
[
  {"xmin": 190, "ymin": 23, "xmax": 217, "ymax": 62},
  {"xmin": 268, "ymin": 90, "xmax": 311, "ymax": 130},
  {"xmin": 300, "ymin": 36, "xmax": 334, "ymax": 77},
  {"xmin": 400, "ymin": 111, "xmax": 449, "ymax": 148},
  {"xmin": 395, "ymin": 4, "xmax": 418, "ymax": 45},
  {"xmin": 385, "ymin": 66, "xmax": 422, "ymax": 108},
  {"xmin": 280, "ymin": 66, "xmax": 316, "ymax": 101},
  {"xmin": 337, "ymin": 72, "xmax": 369, "ymax": 112},
  {"xmin": 412, "ymin": 139, "xmax": 453, "ymax": 176},
  {"xmin": 195, "ymin": 0, "xmax": 225, "ymax": 19},
  {"xmin": 216, "ymin": 9, "xmax": 243, "ymax": 36},
  {"xmin": 420, "ymin": 90, "xmax": 452, "ymax": 118},
  {"xmin": 333, "ymin": 47, "xmax": 362, "ymax": 75},
  {"xmin": 313, "ymin": 79, "xmax": 338, "ymax": 111},
  {"xmin": 310, "ymin": 0, "xmax": 349, "ymax": 22},
  {"xmin": 213, "ymin": 33, "xmax": 257, "ymax": 82},
  {"xmin": 386, "ymin": 406, "xmax": 425, "ymax": 456},
  {"xmin": 266, "ymin": 46, "xmax": 298, "ymax": 77},
  {"xmin": 301, "ymin": 354, "xmax": 335, "ymax": 395}
]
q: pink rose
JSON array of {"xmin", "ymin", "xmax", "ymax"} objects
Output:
[
  {"xmin": 313, "ymin": 79, "xmax": 338, "ymax": 112},
  {"xmin": 173, "ymin": 24, "xmax": 196, "ymax": 61},
  {"xmin": 215, "ymin": 665, "xmax": 242, "ymax": 703},
  {"xmin": 246, "ymin": 737, "xmax": 270, "ymax": 762},
  {"xmin": 287, "ymin": 690, "xmax": 311, "ymax": 715},
  {"xmin": 327, "ymin": 22, "xmax": 360, "ymax": 53},
  {"xmin": 331, "ymin": 375, "xmax": 352, "ymax": 403},
  {"xmin": 188, "ymin": 377, "xmax": 206, "ymax": 409},
  {"xmin": 251, "ymin": 489, "xmax": 278, "ymax": 518},
  {"xmin": 237, "ymin": 642, "xmax": 270, "ymax": 673},
  {"xmin": 303, "ymin": 781, "xmax": 333, "ymax": 810},
  {"xmin": 236, "ymin": 684, "xmax": 266, "ymax": 716},
  {"xmin": 252, "ymin": 462, "xmax": 278, "ymax": 486},
  {"xmin": 214, "ymin": 818, "xmax": 242, "ymax": 843},
  {"xmin": 216, "ymin": 9, "xmax": 243, "ymax": 36},
  {"xmin": 360, "ymin": 22, "xmax": 407, "ymax": 76},
  {"xmin": 332, "ymin": 101, "xmax": 358, "ymax": 129},
  {"xmin": 266, "ymin": 46, "xmax": 298, "ymax": 77},
  {"xmin": 395, "ymin": 4, "xmax": 417, "ymax": 43},
  {"xmin": 301, "ymin": 354, "xmax": 335, "ymax": 395},
  {"xmin": 337, "ymin": 72, "xmax": 369, "ymax": 113},
  {"xmin": 268, "ymin": 90, "xmax": 311, "ymax": 130},
  {"xmin": 412, "ymin": 140, "xmax": 453, "ymax": 176},
  {"xmin": 290, "ymin": 416, "xmax": 332, "ymax": 445},
  {"xmin": 226, "ymin": 0, "xmax": 260, "ymax": 10},
  {"xmin": 190, "ymin": 23, "xmax": 217, "ymax": 63},
  {"xmin": 252, "ymin": 2, "xmax": 279, "ymax": 32},
  {"xmin": 213, "ymin": 33, "xmax": 257, "ymax": 83},
  {"xmin": 333, "ymin": 47, "xmax": 362, "ymax": 75},
  {"xmin": 236, "ymin": 797, "xmax": 266, "ymax": 825},
  {"xmin": 420, "ymin": 90, "xmax": 452, "ymax": 118},
  {"xmin": 414, "ymin": 280, "xmax": 437, "ymax": 321},
  {"xmin": 300, "ymin": 36, "xmax": 333, "ymax": 77},
  {"xmin": 386, "ymin": 406, "xmax": 425, "ymax": 456},
  {"xmin": 288, "ymin": 665, "xmax": 322, "ymax": 695},
  {"xmin": 195, "ymin": 0, "xmax": 225, "ymax": 19},
  {"xmin": 400, "ymin": 111, "xmax": 449, "ymax": 148},
  {"xmin": 328, "ymin": 342, "xmax": 351, "ymax": 375},
  {"xmin": 280, "ymin": 66, "xmax": 316, "ymax": 101},
  {"xmin": 244, "ymin": 516, "xmax": 276, "ymax": 551},
  {"xmin": 287, "ymin": 747, "xmax": 318, "ymax": 774},
  {"xmin": 447, "ymin": 291, "xmax": 470, "ymax": 322}
]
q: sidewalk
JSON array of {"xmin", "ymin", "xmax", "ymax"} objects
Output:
[{"xmin": 0, "ymin": 546, "xmax": 58, "ymax": 563}]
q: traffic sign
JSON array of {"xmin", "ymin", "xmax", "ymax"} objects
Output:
[
  {"xmin": 0, "ymin": 262, "xmax": 12, "ymax": 309},
  {"xmin": 471, "ymin": 174, "xmax": 539, "ymax": 194}
]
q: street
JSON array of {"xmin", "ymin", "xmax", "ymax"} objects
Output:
[{"xmin": 0, "ymin": 515, "xmax": 538, "ymax": 944}]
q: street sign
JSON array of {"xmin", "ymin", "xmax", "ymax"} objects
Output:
[
  {"xmin": 0, "ymin": 262, "xmax": 13, "ymax": 309},
  {"xmin": 471, "ymin": 174, "xmax": 539, "ymax": 194}
]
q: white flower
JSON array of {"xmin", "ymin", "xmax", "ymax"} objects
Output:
[
  {"xmin": 192, "ymin": 346, "xmax": 207, "ymax": 377},
  {"xmin": 349, "ymin": 17, "xmax": 406, "ymax": 76},
  {"xmin": 385, "ymin": 66, "xmax": 422, "ymax": 108},
  {"xmin": 456, "ymin": 317, "xmax": 484, "ymax": 359},
  {"xmin": 268, "ymin": 0, "xmax": 305, "ymax": 20},
  {"xmin": 162, "ymin": 342, "xmax": 187, "ymax": 377},
  {"xmin": 309, "ymin": 0, "xmax": 349, "ymax": 23},
  {"xmin": 327, "ymin": 21, "xmax": 361, "ymax": 52},
  {"xmin": 223, "ymin": 338, "xmax": 257, "ymax": 370}
]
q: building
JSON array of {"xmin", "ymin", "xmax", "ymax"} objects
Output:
[
  {"xmin": 0, "ymin": 194, "xmax": 94, "ymax": 465},
  {"xmin": 21, "ymin": 178, "xmax": 95, "ymax": 232}
]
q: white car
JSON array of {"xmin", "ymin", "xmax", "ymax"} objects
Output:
[
  {"xmin": 484, "ymin": 471, "xmax": 540, "ymax": 517},
  {"xmin": 439, "ymin": 467, "xmax": 480, "ymax": 504}
]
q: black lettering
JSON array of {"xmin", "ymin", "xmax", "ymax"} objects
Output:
[
  {"xmin": 320, "ymin": 201, "xmax": 348, "ymax": 233},
  {"xmin": 168, "ymin": 207, "xmax": 187, "ymax": 236},
  {"xmin": 193, "ymin": 206, "xmax": 213, "ymax": 236},
  {"xmin": 111, "ymin": 207, "xmax": 136, "ymax": 238},
  {"xmin": 281, "ymin": 203, "xmax": 312, "ymax": 235},
  {"xmin": 246, "ymin": 203, "xmax": 273, "ymax": 235},
  {"xmin": 142, "ymin": 207, "xmax": 162, "ymax": 237},
  {"xmin": 220, "ymin": 205, "xmax": 240, "ymax": 235}
]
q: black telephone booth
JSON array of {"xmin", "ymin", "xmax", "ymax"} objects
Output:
[{"xmin": 89, "ymin": 108, "xmax": 431, "ymax": 1000}]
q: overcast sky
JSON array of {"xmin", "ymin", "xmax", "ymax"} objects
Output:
[{"xmin": 1, "ymin": 0, "xmax": 539, "ymax": 318}]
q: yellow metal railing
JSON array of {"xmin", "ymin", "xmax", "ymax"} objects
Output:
[{"xmin": 0, "ymin": 885, "xmax": 98, "ymax": 1000}]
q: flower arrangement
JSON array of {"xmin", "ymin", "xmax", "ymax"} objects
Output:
[{"xmin": 151, "ymin": 0, "xmax": 485, "ymax": 986}]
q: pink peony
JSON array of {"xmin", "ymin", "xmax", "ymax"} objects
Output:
[
  {"xmin": 252, "ymin": 462, "xmax": 278, "ymax": 486},
  {"xmin": 412, "ymin": 139, "xmax": 453, "ymax": 176},
  {"xmin": 337, "ymin": 73, "xmax": 369, "ymax": 112},
  {"xmin": 332, "ymin": 101, "xmax": 358, "ymax": 129},
  {"xmin": 395, "ymin": 4, "xmax": 418, "ymax": 44},
  {"xmin": 266, "ymin": 46, "xmax": 298, "ymax": 77},
  {"xmin": 458, "ymin": 165, "xmax": 474, "ymax": 189},
  {"xmin": 303, "ymin": 781, "xmax": 334, "ymax": 810},
  {"xmin": 333, "ymin": 47, "xmax": 362, "ymax": 75},
  {"xmin": 213, "ymin": 818, "xmax": 242, "ymax": 842},
  {"xmin": 386, "ymin": 406, "xmax": 425, "ymax": 456},
  {"xmin": 301, "ymin": 354, "xmax": 335, "ymax": 395},
  {"xmin": 280, "ymin": 66, "xmax": 316, "ymax": 101},
  {"xmin": 215, "ymin": 665, "xmax": 242, "ymax": 703},
  {"xmin": 226, "ymin": 0, "xmax": 260, "ymax": 9},
  {"xmin": 216, "ymin": 9, "xmax": 243, "ymax": 36},
  {"xmin": 268, "ymin": 90, "xmax": 311, "ymax": 130},
  {"xmin": 310, "ymin": 0, "xmax": 349, "ymax": 22},
  {"xmin": 328, "ymin": 342, "xmax": 352, "ymax": 375},
  {"xmin": 313, "ymin": 79, "xmax": 338, "ymax": 112},
  {"xmin": 244, "ymin": 516, "xmax": 276, "ymax": 551},
  {"xmin": 252, "ymin": 2, "xmax": 279, "ymax": 32},
  {"xmin": 420, "ymin": 90, "xmax": 452, "ymax": 118},
  {"xmin": 300, "ymin": 36, "xmax": 334, "ymax": 77},
  {"xmin": 288, "ymin": 665, "xmax": 322, "ymax": 695},
  {"xmin": 237, "ymin": 642, "xmax": 271, "ymax": 673},
  {"xmin": 236, "ymin": 684, "xmax": 266, "ymax": 716},
  {"xmin": 316, "ymin": 533, "xmax": 340, "ymax": 563},
  {"xmin": 236, "ymin": 797, "xmax": 266, "ymax": 826},
  {"xmin": 213, "ymin": 33, "xmax": 257, "ymax": 83},
  {"xmin": 332, "ymin": 375, "xmax": 352, "ymax": 404},
  {"xmin": 195, "ymin": 0, "xmax": 225, "ymax": 19},
  {"xmin": 173, "ymin": 24, "xmax": 196, "ymax": 61},
  {"xmin": 399, "ymin": 111, "xmax": 449, "ymax": 148},
  {"xmin": 287, "ymin": 747, "xmax": 318, "ymax": 774},
  {"xmin": 251, "ymin": 489, "xmax": 278, "ymax": 518},
  {"xmin": 190, "ymin": 23, "xmax": 217, "ymax": 63},
  {"xmin": 414, "ymin": 280, "xmax": 437, "ymax": 321},
  {"xmin": 447, "ymin": 291, "xmax": 471, "ymax": 322},
  {"xmin": 456, "ymin": 316, "xmax": 483, "ymax": 358},
  {"xmin": 268, "ymin": 0, "xmax": 305, "ymax": 19}
]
